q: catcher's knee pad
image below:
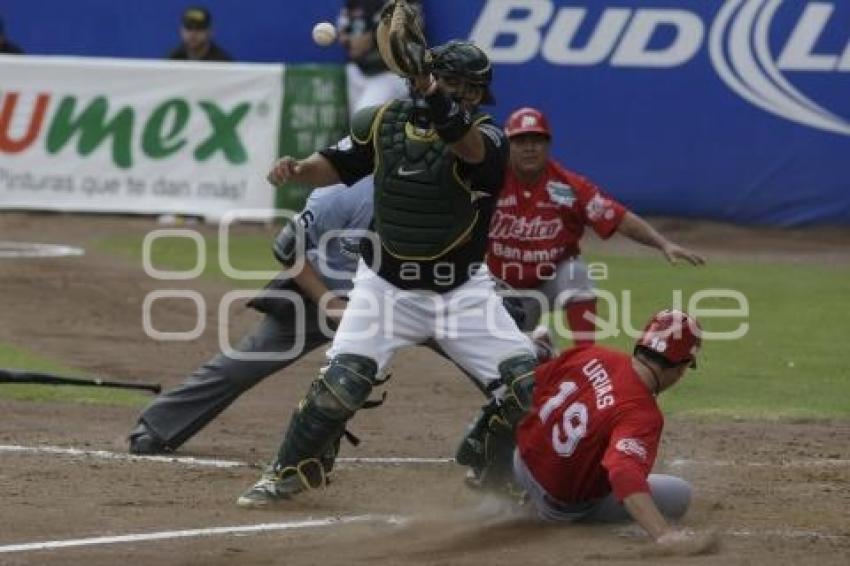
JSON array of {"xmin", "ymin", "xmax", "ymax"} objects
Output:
[
  {"xmin": 277, "ymin": 354, "xmax": 379, "ymax": 469},
  {"xmin": 313, "ymin": 353, "xmax": 380, "ymax": 420},
  {"xmin": 498, "ymin": 353, "xmax": 537, "ymax": 428}
]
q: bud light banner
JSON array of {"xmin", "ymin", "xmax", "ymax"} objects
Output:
[
  {"xmin": 434, "ymin": 0, "xmax": 850, "ymax": 226},
  {"xmin": 0, "ymin": 56, "xmax": 283, "ymax": 220}
]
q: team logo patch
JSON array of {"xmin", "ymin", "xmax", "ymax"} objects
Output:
[
  {"xmin": 546, "ymin": 181, "xmax": 576, "ymax": 207},
  {"xmin": 586, "ymin": 194, "xmax": 611, "ymax": 222},
  {"xmin": 615, "ymin": 438, "xmax": 648, "ymax": 461}
]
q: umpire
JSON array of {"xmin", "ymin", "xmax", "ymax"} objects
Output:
[{"xmin": 128, "ymin": 180, "xmax": 372, "ymax": 454}]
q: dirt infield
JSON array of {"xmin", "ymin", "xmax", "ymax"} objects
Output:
[{"xmin": 0, "ymin": 212, "xmax": 848, "ymax": 565}]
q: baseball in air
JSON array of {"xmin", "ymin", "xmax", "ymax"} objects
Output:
[{"xmin": 312, "ymin": 22, "xmax": 337, "ymax": 47}]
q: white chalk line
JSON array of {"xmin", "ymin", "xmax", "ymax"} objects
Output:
[
  {"xmin": 3, "ymin": 445, "xmax": 849, "ymax": 471},
  {"xmin": 0, "ymin": 241, "xmax": 85, "ymax": 258},
  {"xmin": 0, "ymin": 514, "xmax": 406, "ymax": 554},
  {"xmin": 0, "ymin": 444, "xmax": 246, "ymax": 468},
  {"xmin": 0, "ymin": 444, "xmax": 452, "ymax": 468}
]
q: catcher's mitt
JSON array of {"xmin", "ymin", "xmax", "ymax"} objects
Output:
[{"xmin": 376, "ymin": 0, "xmax": 430, "ymax": 77}]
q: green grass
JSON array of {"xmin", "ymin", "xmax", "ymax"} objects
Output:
[
  {"xmin": 0, "ymin": 343, "xmax": 148, "ymax": 406},
  {"xmin": 94, "ymin": 232, "xmax": 850, "ymax": 420},
  {"xmin": 545, "ymin": 254, "xmax": 850, "ymax": 419},
  {"xmin": 94, "ymin": 232, "xmax": 278, "ymax": 287}
]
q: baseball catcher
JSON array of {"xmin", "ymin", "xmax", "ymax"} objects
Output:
[{"xmin": 236, "ymin": 7, "xmax": 536, "ymax": 506}]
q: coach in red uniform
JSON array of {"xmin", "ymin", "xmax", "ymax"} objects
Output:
[
  {"xmin": 488, "ymin": 108, "xmax": 704, "ymax": 348},
  {"xmin": 512, "ymin": 309, "xmax": 711, "ymax": 549}
]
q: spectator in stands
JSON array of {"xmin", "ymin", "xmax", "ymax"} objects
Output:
[
  {"xmin": 336, "ymin": 0, "xmax": 421, "ymax": 114},
  {"xmin": 0, "ymin": 16, "xmax": 24, "ymax": 54},
  {"xmin": 168, "ymin": 6, "xmax": 232, "ymax": 62}
]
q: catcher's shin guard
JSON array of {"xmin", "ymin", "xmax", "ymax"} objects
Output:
[
  {"xmin": 457, "ymin": 353, "xmax": 537, "ymax": 468},
  {"xmin": 456, "ymin": 398, "xmax": 516, "ymax": 492},
  {"xmin": 274, "ymin": 354, "xmax": 379, "ymax": 486},
  {"xmin": 456, "ymin": 399, "xmax": 500, "ymax": 472},
  {"xmin": 458, "ymin": 353, "xmax": 536, "ymax": 492},
  {"xmin": 497, "ymin": 353, "xmax": 537, "ymax": 428}
]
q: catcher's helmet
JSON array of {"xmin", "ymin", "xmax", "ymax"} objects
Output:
[
  {"xmin": 636, "ymin": 309, "xmax": 702, "ymax": 368},
  {"xmin": 430, "ymin": 40, "xmax": 495, "ymax": 104},
  {"xmin": 505, "ymin": 107, "xmax": 551, "ymax": 139}
]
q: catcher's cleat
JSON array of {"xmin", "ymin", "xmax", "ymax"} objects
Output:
[
  {"xmin": 463, "ymin": 467, "xmax": 485, "ymax": 490},
  {"xmin": 236, "ymin": 460, "xmax": 325, "ymax": 508}
]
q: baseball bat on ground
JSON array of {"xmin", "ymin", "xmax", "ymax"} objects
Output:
[{"xmin": 0, "ymin": 368, "xmax": 162, "ymax": 394}]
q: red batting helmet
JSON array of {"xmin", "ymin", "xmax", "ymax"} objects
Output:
[
  {"xmin": 505, "ymin": 107, "xmax": 551, "ymax": 139},
  {"xmin": 636, "ymin": 309, "xmax": 702, "ymax": 368}
]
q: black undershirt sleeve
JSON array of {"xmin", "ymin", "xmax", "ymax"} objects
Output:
[
  {"xmin": 456, "ymin": 121, "xmax": 510, "ymax": 194},
  {"xmin": 318, "ymin": 135, "xmax": 376, "ymax": 186}
]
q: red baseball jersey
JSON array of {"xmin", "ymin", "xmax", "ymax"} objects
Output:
[
  {"xmin": 487, "ymin": 159, "xmax": 627, "ymax": 288},
  {"xmin": 516, "ymin": 345, "xmax": 663, "ymax": 504}
]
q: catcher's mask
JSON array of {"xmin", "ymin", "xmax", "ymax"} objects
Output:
[{"xmin": 429, "ymin": 40, "xmax": 495, "ymax": 105}]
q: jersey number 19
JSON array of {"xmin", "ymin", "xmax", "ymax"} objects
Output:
[{"xmin": 538, "ymin": 381, "xmax": 588, "ymax": 457}]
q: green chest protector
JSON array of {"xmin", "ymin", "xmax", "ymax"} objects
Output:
[{"xmin": 357, "ymin": 100, "xmax": 485, "ymax": 261}]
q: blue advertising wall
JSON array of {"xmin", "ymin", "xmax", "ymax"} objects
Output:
[{"xmin": 2, "ymin": 0, "xmax": 848, "ymax": 226}]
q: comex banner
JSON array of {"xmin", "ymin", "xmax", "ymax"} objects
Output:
[
  {"xmin": 448, "ymin": 0, "xmax": 849, "ymax": 226},
  {"xmin": 0, "ymin": 56, "xmax": 283, "ymax": 220}
]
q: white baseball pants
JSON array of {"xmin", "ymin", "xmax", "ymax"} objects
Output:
[{"xmin": 327, "ymin": 260, "xmax": 535, "ymax": 390}]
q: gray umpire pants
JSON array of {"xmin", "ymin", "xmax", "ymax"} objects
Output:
[
  {"xmin": 136, "ymin": 296, "xmax": 329, "ymax": 450},
  {"xmin": 513, "ymin": 450, "xmax": 692, "ymax": 523}
]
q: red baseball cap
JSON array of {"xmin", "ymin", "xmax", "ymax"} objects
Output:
[
  {"xmin": 636, "ymin": 309, "xmax": 702, "ymax": 368},
  {"xmin": 505, "ymin": 107, "xmax": 551, "ymax": 139}
]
